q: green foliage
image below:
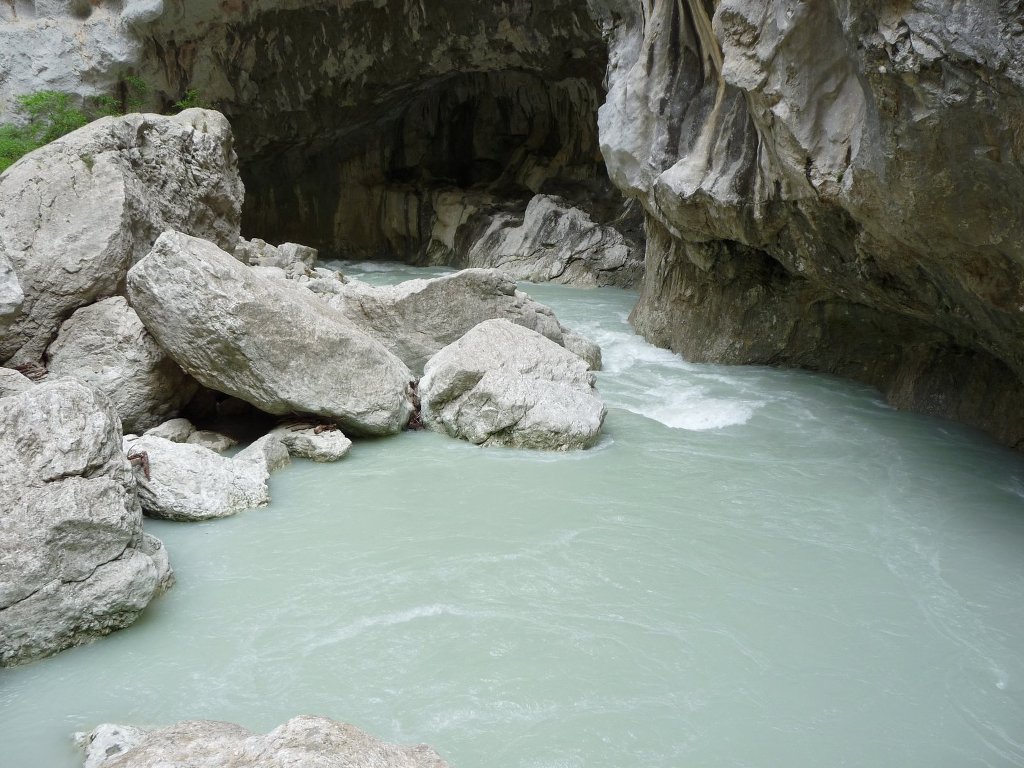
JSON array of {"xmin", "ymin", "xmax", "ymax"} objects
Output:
[
  {"xmin": 0, "ymin": 75, "xmax": 157, "ymax": 174},
  {"xmin": 173, "ymin": 88, "xmax": 208, "ymax": 112},
  {"xmin": 122, "ymin": 75, "xmax": 149, "ymax": 112},
  {"xmin": 16, "ymin": 91, "xmax": 89, "ymax": 144},
  {"xmin": 0, "ymin": 123, "xmax": 38, "ymax": 173}
]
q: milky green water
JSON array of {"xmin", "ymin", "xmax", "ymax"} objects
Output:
[{"xmin": 3, "ymin": 265, "xmax": 1024, "ymax": 767}]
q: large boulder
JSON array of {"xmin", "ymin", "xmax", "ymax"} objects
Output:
[
  {"xmin": 124, "ymin": 435, "xmax": 271, "ymax": 522},
  {"xmin": 46, "ymin": 297, "xmax": 198, "ymax": 434},
  {"xmin": 326, "ymin": 268, "xmax": 599, "ymax": 375},
  {"xmin": 77, "ymin": 716, "xmax": 448, "ymax": 768},
  {"xmin": 419, "ymin": 319, "xmax": 606, "ymax": 450},
  {"xmin": 0, "ymin": 380, "xmax": 172, "ymax": 667},
  {"xmin": 428, "ymin": 194, "xmax": 642, "ymax": 288},
  {"xmin": 0, "ymin": 109, "xmax": 243, "ymax": 366},
  {"xmin": 127, "ymin": 231, "xmax": 414, "ymax": 436}
]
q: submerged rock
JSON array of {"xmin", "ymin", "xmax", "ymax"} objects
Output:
[
  {"xmin": 127, "ymin": 231, "xmax": 414, "ymax": 436},
  {"xmin": 77, "ymin": 715, "xmax": 448, "ymax": 768},
  {"xmin": 0, "ymin": 380, "xmax": 172, "ymax": 667},
  {"xmin": 124, "ymin": 434, "xmax": 270, "ymax": 522},
  {"xmin": 326, "ymin": 268, "xmax": 599, "ymax": 375},
  {"xmin": 0, "ymin": 109, "xmax": 243, "ymax": 366},
  {"xmin": 45, "ymin": 297, "xmax": 198, "ymax": 434},
  {"xmin": 420, "ymin": 319, "xmax": 606, "ymax": 450}
]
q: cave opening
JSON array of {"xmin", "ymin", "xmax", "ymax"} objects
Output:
[{"xmin": 141, "ymin": 0, "xmax": 621, "ymax": 266}]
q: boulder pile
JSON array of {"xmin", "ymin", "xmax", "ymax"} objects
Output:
[{"xmin": 0, "ymin": 110, "xmax": 608, "ymax": 670}]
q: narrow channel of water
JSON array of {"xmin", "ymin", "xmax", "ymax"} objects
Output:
[{"xmin": 2, "ymin": 265, "xmax": 1024, "ymax": 767}]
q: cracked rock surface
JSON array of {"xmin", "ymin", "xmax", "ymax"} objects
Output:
[
  {"xmin": 420, "ymin": 319, "xmax": 606, "ymax": 450},
  {"xmin": 0, "ymin": 379, "xmax": 172, "ymax": 668}
]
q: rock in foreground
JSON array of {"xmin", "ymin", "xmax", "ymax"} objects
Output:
[
  {"xmin": 420, "ymin": 319, "xmax": 606, "ymax": 450},
  {"xmin": 78, "ymin": 715, "xmax": 448, "ymax": 768},
  {"xmin": 0, "ymin": 380, "xmax": 172, "ymax": 667},
  {"xmin": 127, "ymin": 231, "xmax": 413, "ymax": 436}
]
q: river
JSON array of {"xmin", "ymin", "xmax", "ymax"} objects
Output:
[{"xmin": 2, "ymin": 265, "xmax": 1023, "ymax": 767}]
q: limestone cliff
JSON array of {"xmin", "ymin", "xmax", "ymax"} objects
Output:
[{"xmin": 593, "ymin": 0, "xmax": 1024, "ymax": 446}]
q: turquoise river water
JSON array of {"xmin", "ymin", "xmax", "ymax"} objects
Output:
[{"xmin": 2, "ymin": 264, "xmax": 1024, "ymax": 767}]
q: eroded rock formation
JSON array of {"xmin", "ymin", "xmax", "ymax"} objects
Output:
[
  {"xmin": 3, "ymin": 1, "xmax": 1024, "ymax": 445},
  {"xmin": 594, "ymin": 0, "xmax": 1024, "ymax": 446}
]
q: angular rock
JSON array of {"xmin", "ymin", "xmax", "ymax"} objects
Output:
[
  {"xmin": 272, "ymin": 423, "xmax": 353, "ymax": 462},
  {"xmin": 0, "ymin": 109, "xmax": 243, "ymax": 366},
  {"xmin": 0, "ymin": 367, "xmax": 34, "ymax": 398},
  {"xmin": 235, "ymin": 433, "xmax": 292, "ymax": 474},
  {"xmin": 124, "ymin": 435, "xmax": 270, "ymax": 522},
  {"xmin": 0, "ymin": 380, "xmax": 172, "ymax": 667},
  {"xmin": 436, "ymin": 194, "xmax": 642, "ymax": 288},
  {"xmin": 420, "ymin": 319, "xmax": 606, "ymax": 450},
  {"xmin": 45, "ymin": 297, "xmax": 198, "ymax": 434},
  {"xmin": 77, "ymin": 724, "xmax": 147, "ymax": 768},
  {"xmin": 326, "ymin": 268, "xmax": 595, "ymax": 375},
  {"xmin": 78, "ymin": 715, "xmax": 448, "ymax": 768},
  {"xmin": 127, "ymin": 231, "xmax": 414, "ymax": 436}
]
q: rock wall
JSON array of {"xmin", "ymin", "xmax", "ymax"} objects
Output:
[
  {"xmin": 135, "ymin": 0, "xmax": 614, "ymax": 260},
  {"xmin": 593, "ymin": 0, "xmax": 1024, "ymax": 447}
]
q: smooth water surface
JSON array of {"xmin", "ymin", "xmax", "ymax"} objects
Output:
[{"xmin": 3, "ymin": 264, "xmax": 1024, "ymax": 767}]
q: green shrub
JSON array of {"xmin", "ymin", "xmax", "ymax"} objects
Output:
[
  {"xmin": 16, "ymin": 91, "xmax": 90, "ymax": 144},
  {"xmin": 173, "ymin": 88, "xmax": 208, "ymax": 112},
  {"xmin": 0, "ymin": 76, "xmax": 157, "ymax": 173}
]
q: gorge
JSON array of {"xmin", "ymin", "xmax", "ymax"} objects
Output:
[{"xmin": 2, "ymin": 1, "xmax": 1024, "ymax": 766}]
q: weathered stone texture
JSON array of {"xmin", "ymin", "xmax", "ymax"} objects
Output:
[{"xmin": 0, "ymin": 380, "xmax": 172, "ymax": 667}]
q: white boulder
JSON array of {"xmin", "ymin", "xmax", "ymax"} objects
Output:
[
  {"xmin": 326, "ymin": 268, "xmax": 597, "ymax": 374},
  {"xmin": 124, "ymin": 434, "xmax": 271, "ymax": 522},
  {"xmin": 419, "ymin": 319, "xmax": 606, "ymax": 450},
  {"xmin": 126, "ymin": 231, "xmax": 414, "ymax": 436},
  {"xmin": 77, "ymin": 715, "xmax": 448, "ymax": 768}
]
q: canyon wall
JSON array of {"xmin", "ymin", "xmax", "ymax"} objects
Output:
[{"xmin": 592, "ymin": 0, "xmax": 1024, "ymax": 446}]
